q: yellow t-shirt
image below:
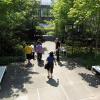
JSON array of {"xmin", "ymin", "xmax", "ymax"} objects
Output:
[{"xmin": 24, "ymin": 46, "xmax": 32, "ymax": 54}]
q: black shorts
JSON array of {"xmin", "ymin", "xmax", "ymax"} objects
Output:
[
  {"xmin": 26, "ymin": 54, "xmax": 32, "ymax": 59},
  {"xmin": 47, "ymin": 63, "xmax": 54, "ymax": 73}
]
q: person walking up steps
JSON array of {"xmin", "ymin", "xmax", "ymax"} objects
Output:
[
  {"xmin": 45, "ymin": 52, "xmax": 56, "ymax": 79},
  {"xmin": 55, "ymin": 38, "xmax": 61, "ymax": 50}
]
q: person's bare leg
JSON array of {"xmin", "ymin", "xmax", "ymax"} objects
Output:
[
  {"xmin": 51, "ymin": 73, "xmax": 53, "ymax": 78},
  {"xmin": 50, "ymin": 67, "xmax": 53, "ymax": 78},
  {"xmin": 28, "ymin": 59, "xmax": 31, "ymax": 65},
  {"xmin": 28, "ymin": 59, "xmax": 30, "ymax": 64},
  {"xmin": 47, "ymin": 71, "xmax": 50, "ymax": 79}
]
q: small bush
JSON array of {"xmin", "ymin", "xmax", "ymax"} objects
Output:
[
  {"xmin": 14, "ymin": 44, "xmax": 24, "ymax": 56},
  {"xmin": 0, "ymin": 56, "xmax": 25, "ymax": 65},
  {"xmin": 65, "ymin": 46, "xmax": 100, "ymax": 69}
]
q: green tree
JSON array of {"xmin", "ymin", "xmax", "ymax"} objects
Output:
[
  {"xmin": 53, "ymin": 0, "xmax": 74, "ymax": 36},
  {"xmin": 0, "ymin": 0, "xmax": 40, "ymax": 56},
  {"xmin": 68, "ymin": 0, "xmax": 100, "ymax": 56}
]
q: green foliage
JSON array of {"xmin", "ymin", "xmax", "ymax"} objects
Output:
[
  {"xmin": 44, "ymin": 26, "xmax": 55, "ymax": 32},
  {"xmin": 53, "ymin": 0, "xmax": 74, "ymax": 35},
  {"xmin": 36, "ymin": 20, "xmax": 55, "ymax": 35},
  {"xmin": 53, "ymin": 0, "xmax": 100, "ymax": 58},
  {"xmin": 14, "ymin": 44, "xmax": 24, "ymax": 56},
  {"xmin": 53, "ymin": 0, "xmax": 100, "ymax": 35},
  {"xmin": 0, "ymin": 43, "xmax": 25, "ymax": 65},
  {"xmin": 66, "ymin": 46, "xmax": 100, "ymax": 69},
  {"xmin": 36, "ymin": 26, "xmax": 44, "ymax": 31},
  {"xmin": 0, "ymin": 0, "xmax": 40, "ymax": 56},
  {"xmin": 47, "ymin": 31, "xmax": 55, "ymax": 35},
  {"xmin": 68, "ymin": 0, "xmax": 100, "ymax": 25},
  {"xmin": 0, "ymin": 56, "xmax": 25, "ymax": 65}
]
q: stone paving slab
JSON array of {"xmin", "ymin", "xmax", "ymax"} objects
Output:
[
  {"xmin": 38, "ymin": 86, "xmax": 67, "ymax": 100},
  {"xmin": 63, "ymin": 83, "xmax": 94, "ymax": 100}
]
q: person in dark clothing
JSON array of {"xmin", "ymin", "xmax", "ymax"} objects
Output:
[
  {"xmin": 55, "ymin": 38, "xmax": 61, "ymax": 62},
  {"xmin": 56, "ymin": 48, "xmax": 60, "ymax": 62},
  {"xmin": 45, "ymin": 52, "xmax": 56, "ymax": 79},
  {"xmin": 55, "ymin": 38, "xmax": 61, "ymax": 49}
]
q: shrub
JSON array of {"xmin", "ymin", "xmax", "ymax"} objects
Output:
[{"xmin": 0, "ymin": 56, "xmax": 25, "ymax": 65}]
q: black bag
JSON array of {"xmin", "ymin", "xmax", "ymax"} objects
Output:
[{"xmin": 44, "ymin": 63, "xmax": 49, "ymax": 69}]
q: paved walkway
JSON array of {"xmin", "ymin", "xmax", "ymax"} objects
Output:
[{"xmin": 0, "ymin": 41, "xmax": 100, "ymax": 100}]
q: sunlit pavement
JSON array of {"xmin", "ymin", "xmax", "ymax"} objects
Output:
[{"xmin": 0, "ymin": 41, "xmax": 100, "ymax": 100}]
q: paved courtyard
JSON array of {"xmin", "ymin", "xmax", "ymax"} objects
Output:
[{"xmin": 0, "ymin": 41, "xmax": 100, "ymax": 100}]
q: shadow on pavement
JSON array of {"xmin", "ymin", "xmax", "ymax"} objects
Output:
[
  {"xmin": 57, "ymin": 59, "xmax": 77, "ymax": 70},
  {"xmin": 25, "ymin": 62, "xmax": 33, "ymax": 67},
  {"xmin": 38, "ymin": 60, "xmax": 44, "ymax": 67},
  {"xmin": 47, "ymin": 78, "xmax": 59, "ymax": 87},
  {"xmin": 79, "ymin": 73, "xmax": 100, "ymax": 88},
  {"xmin": 0, "ymin": 62, "xmax": 36, "ymax": 99},
  {"xmin": 43, "ymin": 47, "xmax": 47, "ymax": 52}
]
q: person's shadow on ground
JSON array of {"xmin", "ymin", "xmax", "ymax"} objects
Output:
[
  {"xmin": 43, "ymin": 47, "xmax": 47, "ymax": 52},
  {"xmin": 38, "ymin": 60, "xmax": 44, "ymax": 67},
  {"xmin": 25, "ymin": 62, "xmax": 33, "ymax": 67},
  {"xmin": 47, "ymin": 78, "xmax": 59, "ymax": 87}
]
